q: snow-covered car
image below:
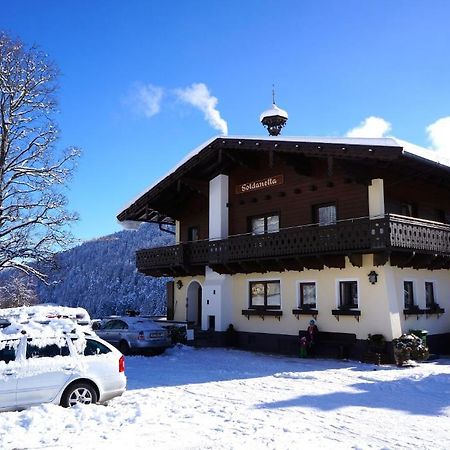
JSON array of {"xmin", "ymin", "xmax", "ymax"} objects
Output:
[
  {"xmin": 95, "ymin": 316, "xmax": 172, "ymax": 355},
  {"xmin": 0, "ymin": 306, "xmax": 126, "ymax": 411}
]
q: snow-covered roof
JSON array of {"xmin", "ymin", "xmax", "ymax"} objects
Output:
[
  {"xmin": 118, "ymin": 134, "xmax": 449, "ymax": 225},
  {"xmin": 260, "ymin": 103, "xmax": 289, "ymax": 122},
  {"xmin": 392, "ymin": 137, "xmax": 450, "ymax": 167},
  {"xmin": 117, "ymin": 135, "xmax": 218, "ymax": 224}
]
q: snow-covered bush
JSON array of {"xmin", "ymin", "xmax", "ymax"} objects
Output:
[{"xmin": 392, "ymin": 333, "xmax": 429, "ymax": 367}]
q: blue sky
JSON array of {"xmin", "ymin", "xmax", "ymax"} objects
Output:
[{"xmin": 2, "ymin": 1, "xmax": 449, "ymax": 241}]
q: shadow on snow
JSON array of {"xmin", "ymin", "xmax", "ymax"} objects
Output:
[
  {"xmin": 256, "ymin": 371, "xmax": 450, "ymax": 416},
  {"xmin": 125, "ymin": 346, "xmax": 450, "ymax": 416}
]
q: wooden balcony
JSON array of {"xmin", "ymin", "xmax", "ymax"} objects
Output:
[{"xmin": 136, "ymin": 215, "xmax": 450, "ymax": 276}]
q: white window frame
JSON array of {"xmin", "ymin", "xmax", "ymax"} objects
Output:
[
  {"xmin": 297, "ymin": 280, "xmax": 318, "ymax": 309},
  {"xmin": 248, "ymin": 278, "xmax": 282, "ymax": 310},
  {"xmin": 336, "ymin": 279, "xmax": 359, "ymax": 310}
]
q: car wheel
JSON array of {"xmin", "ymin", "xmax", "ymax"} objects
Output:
[
  {"xmin": 119, "ymin": 340, "xmax": 130, "ymax": 355},
  {"xmin": 61, "ymin": 382, "xmax": 98, "ymax": 408}
]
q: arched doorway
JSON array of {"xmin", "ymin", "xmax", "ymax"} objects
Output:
[{"xmin": 186, "ymin": 281, "xmax": 202, "ymax": 326}]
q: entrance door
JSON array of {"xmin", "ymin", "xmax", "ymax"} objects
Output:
[{"xmin": 186, "ymin": 281, "xmax": 202, "ymax": 327}]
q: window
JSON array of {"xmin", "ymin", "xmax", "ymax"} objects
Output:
[
  {"xmin": 249, "ymin": 281, "xmax": 281, "ymax": 309},
  {"xmin": 102, "ymin": 320, "xmax": 128, "ymax": 330},
  {"xmin": 249, "ymin": 213, "xmax": 279, "ymax": 235},
  {"xmin": 83, "ymin": 339, "xmax": 112, "ymax": 356},
  {"xmin": 300, "ymin": 282, "xmax": 316, "ymax": 309},
  {"xmin": 26, "ymin": 340, "xmax": 70, "ymax": 359},
  {"xmin": 188, "ymin": 226, "xmax": 199, "ymax": 242},
  {"xmin": 425, "ymin": 282, "xmax": 435, "ymax": 308},
  {"xmin": 339, "ymin": 281, "xmax": 358, "ymax": 309},
  {"xmin": 404, "ymin": 281, "xmax": 415, "ymax": 309},
  {"xmin": 0, "ymin": 342, "xmax": 17, "ymax": 364},
  {"xmin": 314, "ymin": 203, "xmax": 336, "ymax": 226}
]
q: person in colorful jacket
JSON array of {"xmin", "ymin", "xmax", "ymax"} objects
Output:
[{"xmin": 306, "ymin": 319, "xmax": 319, "ymax": 356}]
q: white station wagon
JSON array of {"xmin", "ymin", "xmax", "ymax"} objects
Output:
[{"xmin": 0, "ymin": 306, "xmax": 126, "ymax": 411}]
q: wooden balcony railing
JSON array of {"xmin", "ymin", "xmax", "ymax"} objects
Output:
[
  {"xmin": 388, "ymin": 214, "xmax": 450, "ymax": 254},
  {"xmin": 136, "ymin": 215, "xmax": 450, "ymax": 276}
]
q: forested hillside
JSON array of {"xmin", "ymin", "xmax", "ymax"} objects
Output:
[{"xmin": 33, "ymin": 223, "xmax": 174, "ymax": 318}]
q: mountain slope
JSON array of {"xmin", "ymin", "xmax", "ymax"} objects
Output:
[{"xmin": 35, "ymin": 223, "xmax": 174, "ymax": 317}]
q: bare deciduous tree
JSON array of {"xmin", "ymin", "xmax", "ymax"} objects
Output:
[
  {"xmin": 0, "ymin": 32, "xmax": 80, "ymax": 281},
  {"xmin": 0, "ymin": 274, "xmax": 37, "ymax": 308}
]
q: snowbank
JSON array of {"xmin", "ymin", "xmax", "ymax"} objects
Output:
[{"xmin": 1, "ymin": 346, "xmax": 450, "ymax": 449}]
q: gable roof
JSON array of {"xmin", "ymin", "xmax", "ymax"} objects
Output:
[{"xmin": 117, "ymin": 135, "xmax": 450, "ymax": 227}]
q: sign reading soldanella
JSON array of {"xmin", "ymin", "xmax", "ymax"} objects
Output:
[{"xmin": 235, "ymin": 175, "xmax": 284, "ymax": 194}]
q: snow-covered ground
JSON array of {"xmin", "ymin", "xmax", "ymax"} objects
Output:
[{"xmin": 1, "ymin": 346, "xmax": 450, "ymax": 450}]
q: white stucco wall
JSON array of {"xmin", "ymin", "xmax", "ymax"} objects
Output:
[
  {"xmin": 230, "ymin": 255, "xmax": 396, "ymax": 340},
  {"xmin": 228, "ymin": 257, "xmax": 450, "ymax": 340},
  {"xmin": 202, "ymin": 267, "xmax": 232, "ymax": 332},
  {"xmin": 172, "ymin": 259, "xmax": 450, "ymax": 340},
  {"xmin": 173, "ymin": 276, "xmax": 205, "ymax": 323},
  {"xmin": 390, "ymin": 267, "xmax": 450, "ymax": 335}
]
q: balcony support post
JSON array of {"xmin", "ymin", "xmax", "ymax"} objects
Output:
[
  {"xmin": 368, "ymin": 178, "xmax": 385, "ymax": 219},
  {"xmin": 209, "ymin": 174, "xmax": 229, "ymax": 240}
]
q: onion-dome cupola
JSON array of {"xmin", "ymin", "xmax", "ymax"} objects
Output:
[{"xmin": 260, "ymin": 87, "xmax": 288, "ymax": 136}]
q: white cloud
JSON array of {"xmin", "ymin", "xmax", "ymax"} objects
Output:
[
  {"xmin": 426, "ymin": 116, "xmax": 450, "ymax": 156},
  {"xmin": 124, "ymin": 83, "xmax": 164, "ymax": 118},
  {"xmin": 175, "ymin": 83, "xmax": 228, "ymax": 135},
  {"xmin": 346, "ymin": 116, "xmax": 392, "ymax": 138}
]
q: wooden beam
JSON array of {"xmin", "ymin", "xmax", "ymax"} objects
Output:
[
  {"xmin": 269, "ymin": 149, "xmax": 274, "ymax": 168},
  {"xmin": 348, "ymin": 253, "xmax": 363, "ymax": 267},
  {"xmin": 390, "ymin": 251, "xmax": 417, "ymax": 268},
  {"xmin": 301, "ymin": 256, "xmax": 324, "ymax": 270},
  {"xmin": 179, "ymin": 178, "xmax": 208, "ymax": 196},
  {"xmin": 277, "ymin": 153, "xmax": 312, "ymax": 177},
  {"xmin": 327, "ymin": 156, "xmax": 334, "ymax": 178},
  {"xmin": 321, "ymin": 254, "xmax": 345, "ymax": 269},
  {"xmin": 373, "ymin": 252, "xmax": 390, "ymax": 266}
]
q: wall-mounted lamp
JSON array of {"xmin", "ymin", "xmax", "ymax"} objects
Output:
[
  {"xmin": 368, "ymin": 271, "xmax": 378, "ymax": 285},
  {"xmin": 176, "ymin": 280, "xmax": 183, "ymax": 290}
]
